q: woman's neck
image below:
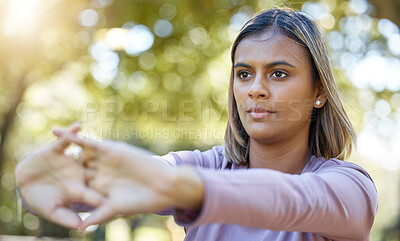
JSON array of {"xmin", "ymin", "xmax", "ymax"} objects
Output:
[{"xmin": 248, "ymin": 134, "xmax": 310, "ymax": 174}]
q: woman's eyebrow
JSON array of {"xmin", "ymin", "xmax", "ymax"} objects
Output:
[
  {"xmin": 234, "ymin": 62, "xmax": 252, "ymax": 69},
  {"xmin": 266, "ymin": 61, "xmax": 296, "ymax": 68},
  {"xmin": 234, "ymin": 61, "xmax": 296, "ymax": 69}
]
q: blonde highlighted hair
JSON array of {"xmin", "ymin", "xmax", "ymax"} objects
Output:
[{"xmin": 224, "ymin": 8, "xmax": 356, "ymax": 165}]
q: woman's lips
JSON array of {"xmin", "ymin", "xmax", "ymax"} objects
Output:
[{"xmin": 247, "ymin": 106, "xmax": 276, "ymax": 119}]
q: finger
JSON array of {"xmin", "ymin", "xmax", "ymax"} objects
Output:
[
  {"xmin": 53, "ymin": 132, "xmax": 75, "ymax": 153},
  {"xmin": 64, "ymin": 134, "xmax": 99, "ymax": 150},
  {"xmin": 85, "ymin": 160, "xmax": 98, "ymax": 169},
  {"xmin": 52, "ymin": 129, "xmax": 64, "ymax": 137},
  {"xmin": 80, "ymin": 147, "xmax": 99, "ymax": 165},
  {"xmin": 52, "ymin": 122, "xmax": 82, "ymax": 152},
  {"xmin": 68, "ymin": 123, "xmax": 81, "ymax": 134},
  {"xmin": 63, "ymin": 181, "xmax": 104, "ymax": 207},
  {"xmin": 80, "ymin": 187, "xmax": 105, "ymax": 208},
  {"xmin": 49, "ymin": 206, "xmax": 83, "ymax": 229},
  {"xmin": 85, "ymin": 168, "xmax": 97, "ymax": 182},
  {"xmin": 64, "ymin": 136, "xmax": 101, "ymax": 166},
  {"xmin": 87, "ymin": 178, "xmax": 108, "ymax": 196},
  {"xmin": 80, "ymin": 204, "xmax": 115, "ymax": 232},
  {"xmin": 52, "ymin": 123, "xmax": 81, "ymax": 137}
]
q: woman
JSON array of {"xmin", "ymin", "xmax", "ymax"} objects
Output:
[{"xmin": 15, "ymin": 8, "xmax": 377, "ymax": 240}]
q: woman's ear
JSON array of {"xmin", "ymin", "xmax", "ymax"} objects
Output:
[{"xmin": 314, "ymin": 79, "xmax": 326, "ymax": 109}]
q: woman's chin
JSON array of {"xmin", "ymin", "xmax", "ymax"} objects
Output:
[{"xmin": 246, "ymin": 128, "xmax": 279, "ymax": 143}]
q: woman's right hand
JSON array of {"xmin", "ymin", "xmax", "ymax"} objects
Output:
[
  {"xmin": 56, "ymin": 134, "xmax": 204, "ymax": 233},
  {"xmin": 15, "ymin": 124, "xmax": 104, "ymax": 229},
  {"xmin": 60, "ymin": 136, "xmax": 176, "ymax": 229}
]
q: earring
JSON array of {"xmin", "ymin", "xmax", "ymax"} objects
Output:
[{"xmin": 315, "ymin": 100, "xmax": 322, "ymax": 106}]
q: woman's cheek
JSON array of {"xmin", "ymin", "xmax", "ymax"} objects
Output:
[
  {"xmin": 286, "ymin": 100, "xmax": 314, "ymax": 122},
  {"xmin": 287, "ymin": 100, "xmax": 304, "ymax": 121}
]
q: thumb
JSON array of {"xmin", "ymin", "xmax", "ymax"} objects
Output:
[
  {"xmin": 49, "ymin": 206, "xmax": 83, "ymax": 230},
  {"xmin": 79, "ymin": 203, "xmax": 115, "ymax": 233}
]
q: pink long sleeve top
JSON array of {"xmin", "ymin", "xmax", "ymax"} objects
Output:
[{"xmin": 158, "ymin": 146, "xmax": 378, "ymax": 241}]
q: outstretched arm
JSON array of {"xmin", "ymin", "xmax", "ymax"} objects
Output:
[
  {"xmin": 54, "ymin": 131, "xmax": 376, "ymax": 239},
  {"xmin": 186, "ymin": 165, "xmax": 377, "ymax": 240}
]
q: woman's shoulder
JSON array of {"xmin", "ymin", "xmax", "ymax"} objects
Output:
[
  {"xmin": 304, "ymin": 155, "xmax": 374, "ymax": 182},
  {"xmin": 195, "ymin": 145, "xmax": 229, "ymax": 169}
]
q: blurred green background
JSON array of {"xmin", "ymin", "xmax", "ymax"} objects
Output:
[{"xmin": 0, "ymin": 0, "xmax": 399, "ymax": 240}]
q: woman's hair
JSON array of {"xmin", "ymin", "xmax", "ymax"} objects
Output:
[{"xmin": 224, "ymin": 7, "xmax": 356, "ymax": 165}]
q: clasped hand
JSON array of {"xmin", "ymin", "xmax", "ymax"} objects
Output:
[{"xmin": 15, "ymin": 124, "xmax": 180, "ymax": 232}]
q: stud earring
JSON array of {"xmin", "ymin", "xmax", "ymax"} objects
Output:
[{"xmin": 315, "ymin": 100, "xmax": 322, "ymax": 106}]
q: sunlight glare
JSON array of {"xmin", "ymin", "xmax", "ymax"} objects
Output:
[{"xmin": 2, "ymin": 0, "xmax": 41, "ymax": 36}]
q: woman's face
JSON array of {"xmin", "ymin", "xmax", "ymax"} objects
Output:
[{"xmin": 233, "ymin": 30, "xmax": 320, "ymax": 144}]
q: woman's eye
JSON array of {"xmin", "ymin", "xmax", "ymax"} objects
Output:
[
  {"xmin": 271, "ymin": 71, "xmax": 287, "ymax": 79},
  {"xmin": 237, "ymin": 71, "xmax": 252, "ymax": 79}
]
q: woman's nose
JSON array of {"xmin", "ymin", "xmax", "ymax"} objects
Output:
[{"xmin": 247, "ymin": 78, "xmax": 269, "ymax": 99}]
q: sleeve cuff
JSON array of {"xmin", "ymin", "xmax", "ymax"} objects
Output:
[{"xmin": 172, "ymin": 168, "xmax": 214, "ymax": 227}]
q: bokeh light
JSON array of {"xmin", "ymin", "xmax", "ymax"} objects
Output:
[
  {"xmin": 128, "ymin": 71, "xmax": 148, "ymax": 94},
  {"xmin": 228, "ymin": 6, "xmax": 254, "ymax": 39},
  {"xmin": 89, "ymin": 41, "xmax": 120, "ymax": 86},
  {"xmin": 154, "ymin": 19, "xmax": 174, "ymax": 38},
  {"xmin": 0, "ymin": 206, "xmax": 13, "ymax": 223},
  {"xmin": 348, "ymin": 0, "xmax": 369, "ymax": 14},
  {"xmin": 78, "ymin": 9, "xmax": 99, "ymax": 28},
  {"xmin": 139, "ymin": 52, "xmax": 157, "ymax": 70},
  {"xmin": 22, "ymin": 213, "xmax": 39, "ymax": 231},
  {"xmin": 124, "ymin": 25, "xmax": 154, "ymax": 56},
  {"xmin": 106, "ymin": 28, "xmax": 129, "ymax": 50},
  {"xmin": 95, "ymin": 0, "xmax": 114, "ymax": 7},
  {"xmin": 105, "ymin": 218, "xmax": 131, "ymax": 241},
  {"xmin": 159, "ymin": 3, "xmax": 177, "ymax": 20}
]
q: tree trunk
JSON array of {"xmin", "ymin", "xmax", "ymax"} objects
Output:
[{"xmin": 0, "ymin": 74, "xmax": 28, "ymax": 178}]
